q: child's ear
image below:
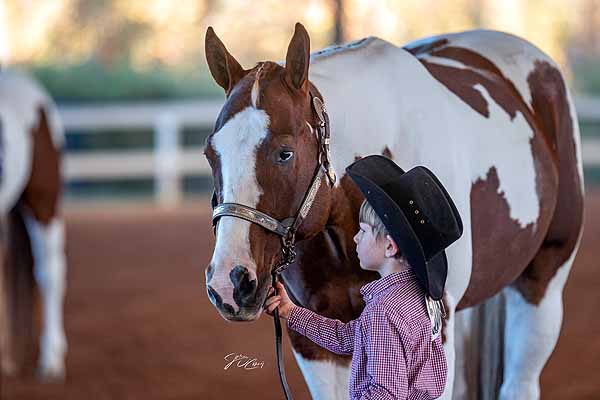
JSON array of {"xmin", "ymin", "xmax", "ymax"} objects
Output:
[
  {"xmin": 385, "ymin": 235, "xmax": 399, "ymax": 258},
  {"xmin": 385, "ymin": 237, "xmax": 394, "ymax": 257}
]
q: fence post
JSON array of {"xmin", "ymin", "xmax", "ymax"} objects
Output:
[{"xmin": 154, "ymin": 112, "xmax": 181, "ymax": 208}]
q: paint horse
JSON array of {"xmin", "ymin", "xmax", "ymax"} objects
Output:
[
  {"xmin": 204, "ymin": 23, "xmax": 584, "ymax": 399},
  {"xmin": 0, "ymin": 70, "xmax": 67, "ymax": 381}
]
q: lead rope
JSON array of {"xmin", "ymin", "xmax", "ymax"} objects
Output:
[
  {"xmin": 271, "ymin": 234, "xmax": 296, "ymax": 400},
  {"xmin": 272, "ymin": 271, "xmax": 292, "ymax": 400}
]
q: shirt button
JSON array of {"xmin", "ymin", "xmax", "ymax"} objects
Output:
[{"xmin": 368, "ymin": 294, "xmax": 373, "ymax": 300}]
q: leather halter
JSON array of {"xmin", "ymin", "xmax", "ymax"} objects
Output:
[{"xmin": 209, "ymin": 90, "xmax": 335, "ymax": 400}]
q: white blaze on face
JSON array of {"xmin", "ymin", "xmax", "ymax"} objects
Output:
[{"xmin": 209, "ymin": 106, "xmax": 270, "ymax": 313}]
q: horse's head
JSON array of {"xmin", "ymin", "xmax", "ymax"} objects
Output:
[{"xmin": 204, "ymin": 23, "xmax": 333, "ymax": 321}]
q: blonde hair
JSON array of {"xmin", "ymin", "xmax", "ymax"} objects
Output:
[{"xmin": 358, "ymin": 199, "xmax": 403, "ymax": 259}]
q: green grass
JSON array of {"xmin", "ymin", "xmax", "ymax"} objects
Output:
[
  {"xmin": 584, "ymin": 166, "xmax": 600, "ymax": 187},
  {"xmin": 28, "ymin": 60, "xmax": 223, "ymax": 103},
  {"xmin": 65, "ymin": 127, "xmax": 212, "ymax": 152},
  {"xmin": 573, "ymin": 58, "xmax": 600, "ymax": 96},
  {"xmin": 65, "ymin": 175, "xmax": 214, "ymax": 200},
  {"xmin": 580, "ymin": 121, "xmax": 600, "ymax": 139}
]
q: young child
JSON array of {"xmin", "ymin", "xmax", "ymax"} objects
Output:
[{"xmin": 264, "ymin": 155, "xmax": 463, "ymax": 400}]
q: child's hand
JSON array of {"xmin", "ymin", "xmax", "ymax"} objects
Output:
[{"xmin": 263, "ymin": 281, "xmax": 296, "ymax": 320}]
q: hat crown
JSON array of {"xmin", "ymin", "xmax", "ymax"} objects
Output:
[{"xmin": 384, "ymin": 167, "xmax": 461, "ymax": 260}]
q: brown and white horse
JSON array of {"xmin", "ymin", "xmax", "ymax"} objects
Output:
[
  {"xmin": 0, "ymin": 70, "xmax": 67, "ymax": 381},
  {"xmin": 204, "ymin": 24, "xmax": 584, "ymax": 399}
]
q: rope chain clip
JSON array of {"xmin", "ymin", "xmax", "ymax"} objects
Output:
[{"xmin": 272, "ymin": 233, "xmax": 296, "ymax": 276}]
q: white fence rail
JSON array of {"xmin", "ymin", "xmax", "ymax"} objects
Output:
[
  {"xmin": 61, "ymin": 100, "xmax": 220, "ymax": 207},
  {"xmin": 60, "ymin": 96, "xmax": 600, "ymax": 207}
]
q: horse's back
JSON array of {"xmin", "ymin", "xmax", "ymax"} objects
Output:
[{"xmin": 404, "ymin": 29, "xmax": 559, "ymax": 106}]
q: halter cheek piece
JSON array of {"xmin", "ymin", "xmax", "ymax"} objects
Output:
[{"xmin": 209, "ymin": 91, "xmax": 334, "ymax": 400}]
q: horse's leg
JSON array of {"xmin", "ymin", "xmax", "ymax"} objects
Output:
[
  {"xmin": 21, "ymin": 107, "xmax": 66, "ymax": 381},
  {"xmin": 500, "ymin": 76, "xmax": 584, "ymax": 398},
  {"xmin": 288, "ymin": 331, "xmax": 351, "ymax": 399},
  {"xmin": 22, "ymin": 212, "xmax": 66, "ymax": 380},
  {"xmin": 499, "ymin": 234, "xmax": 582, "ymax": 399},
  {"xmin": 0, "ymin": 209, "xmax": 36, "ymax": 375},
  {"xmin": 0, "ymin": 214, "xmax": 14, "ymax": 375}
]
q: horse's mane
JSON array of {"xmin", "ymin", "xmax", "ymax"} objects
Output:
[
  {"xmin": 309, "ymin": 36, "xmax": 378, "ymax": 62},
  {"xmin": 274, "ymin": 36, "xmax": 381, "ymax": 68}
]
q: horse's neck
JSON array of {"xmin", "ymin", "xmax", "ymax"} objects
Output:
[
  {"xmin": 308, "ymin": 38, "xmax": 444, "ymax": 257},
  {"xmin": 286, "ymin": 183, "xmax": 375, "ymax": 318}
]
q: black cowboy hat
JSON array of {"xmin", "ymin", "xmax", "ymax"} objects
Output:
[{"xmin": 346, "ymin": 155, "xmax": 463, "ymax": 300}]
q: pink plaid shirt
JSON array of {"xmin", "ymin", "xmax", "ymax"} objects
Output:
[{"xmin": 286, "ymin": 268, "xmax": 447, "ymax": 399}]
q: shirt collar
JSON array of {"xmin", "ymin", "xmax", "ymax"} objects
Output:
[{"xmin": 360, "ymin": 265, "xmax": 418, "ymax": 302}]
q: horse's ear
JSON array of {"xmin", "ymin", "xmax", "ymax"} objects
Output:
[
  {"xmin": 284, "ymin": 22, "xmax": 310, "ymax": 92},
  {"xmin": 205, "ymin": 27, "xmax": 246, "ymax": 96}
]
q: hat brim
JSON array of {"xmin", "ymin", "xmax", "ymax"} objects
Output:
[
  {"xmin": 420, "ymin": 166, "xmax": 463, "ymax": 236},
  {"xmin": 425, "ymin": 250, "xmax": 447, "ymax": 300}
]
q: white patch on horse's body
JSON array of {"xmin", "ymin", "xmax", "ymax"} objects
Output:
[
  {"xmin": 468, "ymin": 84, "xmax": 539, "ymax": 229},
  {"xmin": 209, "ymin": 107, "xmax": 270, "ymax": 314},
  {"xmin": 291, "ymin": 348, "xmax": 351, "ymax": 400},
  {"xmin": 0, "ymin": 70, "xmax": 65, "ymax": 213},
  {"xmin": 0, "ymin": 69, "xmax": 64, "ymax": 147},
  {"xmin": 23, "ymin": 212, "xmax": 67, "ymax": 378},
  {"xmin": 309, "ymin": 32, "xmax": 540, "ymax": 226}
]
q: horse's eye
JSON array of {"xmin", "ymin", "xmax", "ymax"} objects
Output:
[{"xmin": 279, "ymin": 150, "xmax": 294, "ymax": 162}]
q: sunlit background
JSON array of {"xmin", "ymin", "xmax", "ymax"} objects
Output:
[
  {"xmin": 1, "ymin": 0, "xmax": 599, "ymax": 201},
  {"xmin": 3, "ymin": 0, "xmax": 600, "ymax": 95},
  {"xmin": 2, "ymin": 2, "xmax": 600, "ymax": 399}
]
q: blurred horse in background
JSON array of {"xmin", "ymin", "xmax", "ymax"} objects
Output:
[{"xmin": 0, "ymin": 70, "xmax": 67, "ymax": 381}]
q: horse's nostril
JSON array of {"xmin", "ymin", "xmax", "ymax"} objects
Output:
[
  {"xmin": 207, "ymin": 285, "xmax": 221, "ymax": 305},
  {"xmin": 207, "ymin": 285, "xmax": 236, "ymax": 315},
  {"xmin": 230, "ymin": 265, "xmax": 248, "ymax": 284},
  {"xmin": 230, "ymin": 265, "xmax": 258, "ymax": 306}
]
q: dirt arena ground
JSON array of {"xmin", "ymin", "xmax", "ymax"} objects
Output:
[{"xmin": 3, "ymin": 189, "xmax": 599, "ymax": 400}]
